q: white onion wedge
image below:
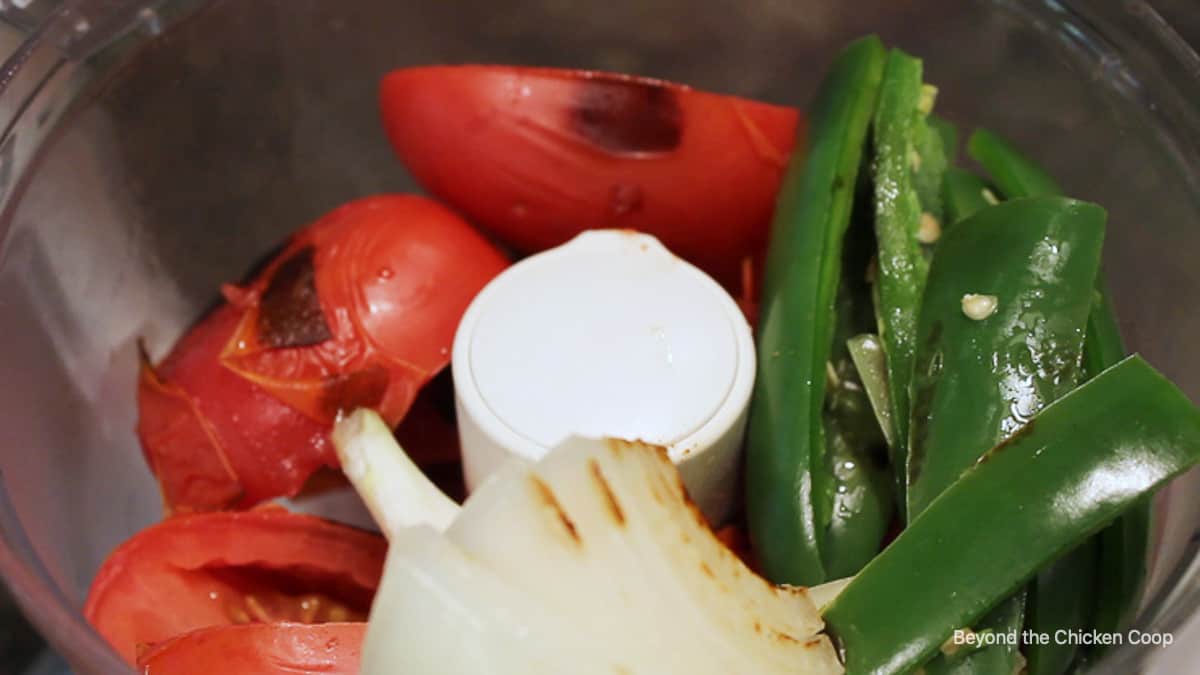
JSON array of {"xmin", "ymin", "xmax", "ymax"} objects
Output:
[
  {"xmin": 334, "ymin": 410, "xmax": 843, "ymax": 675},
  {"xmin": 331, "ymin": 408, "xmax": 460, "ymax": 534},
  {"xmin": 364, "ymin": 525, "xmax": 637, "ymax": 675}
]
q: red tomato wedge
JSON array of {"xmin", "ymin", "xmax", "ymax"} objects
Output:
[
  {"xmin": 83, "ymin": 509, "xmax": 386, "ymax": 664},
  {"xmin": 137, "ymin": 195, "xmax": 509, "ymax": 512},
  {"xmin": 137, "ymin": 305, "xmax": 330, "ymax": 511},
  {"xmin": 379, "ymin": 65, "xmax": 803, "ymax": 288},
  {"xmin": 219, "ymin": 195, "xmax": 509, "ymax": 426},
  {"xmin": 138, "ymin": 623, "xmax": 364, "ymax": 674}
]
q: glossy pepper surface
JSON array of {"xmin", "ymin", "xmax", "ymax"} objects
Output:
[
  {"xmin": 868, "ymin": 48, "xmax": 936, "ymax": 505},
  {"xmin": 826, "ymin": 356, "xmax": 1200, "ymax": 675},
  {"xmin": 967, "ymin": 128, "xmax": 1145, "ymax": 671},
  {"xmin": 746, "ymin": 35, "xmax": 887, "ymax": 586},
  {"xmin": 906, "ymin": 196, "xmax": 1105, "ymax": 517},
  {"xmin": 904, "ymin": 196, "xmax": 1103, "ymax": 673}
]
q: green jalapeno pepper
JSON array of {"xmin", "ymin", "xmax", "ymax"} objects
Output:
[
  {"xmin": 968, "ymin": 128, "xmax": 1146, "ymax": 671},
  {"xmin": 904, "ymin": 196, "xmax": 1104, "ymax": 674},
  {"xmin": 942, "ymin": 168, "xmax": 996, "ymax": 226},
  {"xmin": 929, "ymin": 115, "xmax": 959, "ymax": 165},
  {"xmin": 826, "ymin": 355, "xmax": 1200, "ymax": 675},
  {"xmin": 749, "ymin": 38, "xmax": 1183, "ymax": 675},
  {"xmin": 1087, "ymin": 287, "xmax": 1150, "ymax": 650},
  {"xmin": 869, "ymin": 49, "xmax": 927, "ymax": 501},
  {"xmin": 926, "ymin": 594, "xmax": 1028, "ymax": 674},
  {"xmin": 907, "ymin": 196, "xmax": 1105, "ymax": 517},
  {"xmin": 746, "ymin": 35, "xmax": 888, "ymax": 586},
  {"xmin": 966, "ymin": 128, "xmax": 1062, "ymax": 198},
  {"xmin": 913, "ymin": 105, "xmax": 950, "ymax": 227},
  {"xmin": 824, "ymin": 227, "xmax": 896, "ymax": 579}
]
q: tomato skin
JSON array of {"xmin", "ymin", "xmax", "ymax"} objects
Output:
[
  {"xmin": 222, "ymin": 195, "xmax": 510, "ymax": 426},
  {"xmin": 83, "ymin": 509, "xmax": 386, "ymax": 664},
  {"xmin": 138, "ymin": 623, "xmax": 364, "ymax": 674},
  {"xmin": 138, "ymin": 195, "xmax": 509, "ymax": 511},
  {"xmin": 138, "ymin": 306, "xmax": 331, "ymax": 511},
  {"xmin": 379, "ymin": 65, "xmax": 803, "ymax": 286}
]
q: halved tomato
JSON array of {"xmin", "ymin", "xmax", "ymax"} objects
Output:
[
  {"xmin": 83, "ymin": 509, "xmax": 386, "ymax": 664},
  {"xmin": 137, "ymin": 195, "xmax": 509, "ymax": 512},
  {"xmin": 379, "ymin": 65, "xmax": 803, "ymax": 288},
  {"xmin": 138, "ymin": 623, "xmax": 364, "ymax": 674}
]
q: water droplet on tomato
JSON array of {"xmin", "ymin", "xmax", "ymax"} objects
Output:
[
  {"xmin": 608, "ymin": 183, "xmax": 643, "ymax": 217},
  {"xmin": 519, "ymin": 85, "xmax": 532, "ymax": 98},
  {"xmin": 377, "ymin": 267, "xmax": 394, "ymax": 281}
]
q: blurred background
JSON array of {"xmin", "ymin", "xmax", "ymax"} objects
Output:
[{"xmin": 0, "ymin": 1, "xmax": 1197, "ymax": 673}]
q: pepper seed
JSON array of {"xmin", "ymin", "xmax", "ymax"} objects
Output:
[
  {"xmin": 962, "ymin": 293, "xmax": 998, "ymax": 320},
  {"xmin": 918, "ymin": 212, "xmax": 942, "ymax": 244}
]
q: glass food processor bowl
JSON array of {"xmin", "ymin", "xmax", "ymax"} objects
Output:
[{"xmin": 1, "ymin": 1, "xmax": 1199, "ymax": 672}]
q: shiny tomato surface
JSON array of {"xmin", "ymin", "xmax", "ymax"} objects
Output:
[
  {"xmin": 83, "ymin": 509, "xmax": 386, "ymax": 664},
  {"xmin": 380, "ymin": 65, "xmax": 802, "ymax": 287},
  {"xmin": 137, "ymin": 195, "xmax": 509, "ymax": 511},
  {"xmin": 137, "ymin": 623, "xmax": 364, "ymax": 674}
]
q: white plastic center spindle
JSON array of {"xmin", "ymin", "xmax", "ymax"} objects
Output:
[{"xmin": 452, "ymin": 230, "xmax": 755, "ymax": 523}]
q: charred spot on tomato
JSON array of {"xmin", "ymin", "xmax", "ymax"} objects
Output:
[
  {"xmin": 319, "ymin": 366, "xmax": 390, "ymax": 419},
  {"xmin": 569, "ymin": 77, "xmax": 682, "ymax": 154},
  {"xmin": 257, "ymin": 247, "xmax": 333, "ymax": 349}
]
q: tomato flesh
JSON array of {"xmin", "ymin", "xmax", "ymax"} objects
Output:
[{"xmin": 83, "ymin": 509, "xmax": 385, "ymax": 664}]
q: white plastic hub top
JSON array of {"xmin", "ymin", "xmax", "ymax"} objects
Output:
[{"xmin": 453, "ymin": 230, "xmax": 756, "ymax": 522}]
